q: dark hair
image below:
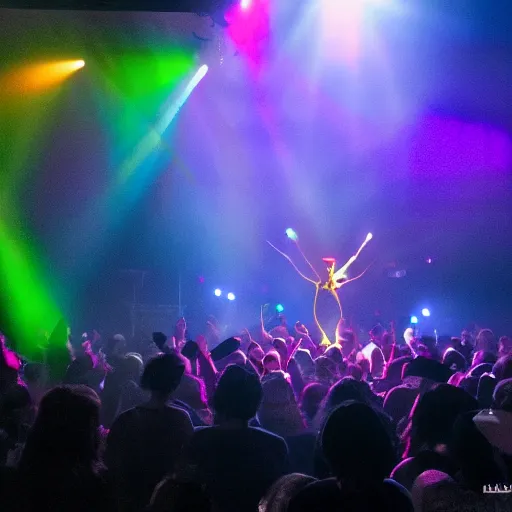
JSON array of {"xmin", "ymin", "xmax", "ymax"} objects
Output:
[
  {"xmin": 408, "ymin": 384, "xmax": 477, "ymax": 455},
  {"xmin": 324, "ymin": 344, "xmax": 343, "ymax": 364},
  {"xmin": 383, "ymin": 356, "xmax": 412, "ymax": 383},
  {"xmin": 140, "ymin": 353, "xmax": 185, "ymax": 395},
  {"xmin": 259, "ymin": 473, "xmax": 316, "ymax": 512},
  {"xmin": 325, "ymin": 377, "xmax": 374, "ymax": 409},
  {"xmin": 19, "ymin": 385, "xmax": 101, "ymax": 471},
  {"xmin": 314, "ymin": 356, "xmax": 338, "ymax": 385},
  {"xmin": 213, "ymin": 364, "xmax": 262, "ymax": 421},
  {"xmin": 314, "ymin": 377, "xmax": 376, "ymax": 430},
  {"xmin": 449, "ymin": 411, "xmax": 507, "ymax": 492},
  {"xmin": 493, "ymin": 378, "xmax": 512, "ymax": 412},
  {"xmin": 150, "ymin": 477, "xmax": 211, "ymax": 512},
  {"xmin": 272, "ymin": 338, "xmax": 288, "ymax": 362},
  {"xmin": 300, "ymin": 383, "xmax": 329, "ymax": 423},
  {"xmin": 492, "ymin": 355, "xmax": 512, "ymax": 382},
  {"xmin": 442, "ymin": 349, "xmax": 467, "ymax": 372},
  {"xmin": 321, "ymin": 401, "xmax": 396, "ymax": 482},
  {"xmin": 472, "ymin": 350, "xmax": 497, "ymax": 367}
]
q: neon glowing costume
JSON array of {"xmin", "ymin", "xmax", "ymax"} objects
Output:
[{"xmin": 268, "ymin": 231, "xmax": 372, "ymax": 346}]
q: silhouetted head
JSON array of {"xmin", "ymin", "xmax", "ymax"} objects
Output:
[
  {"xmin": 492, "ymin": 354, "xmax": 512, "ymax": 382},
  {"xmin": 299, "ymin": 383, "xmax": 329, "ymax": 424},
  {"xmin": 498, "ymin": 336, "xmax": 512, "ymax": 358},
  {"xmin": 321, "ymin": 401, "xmax": 396, "ymax": 483},
  {"xmin": 150, "ymin": 476, "xmax": 211, "ymax": 512},
  {"xmin": 472, "ymin": 350, "xmax": 497, "ymax": 368},
  {"xmin": 214, "ymin": 364, "xmax": 262, "ymax": 422},
  {"xmin": 409, "ymin": 384, "xmax": 477, "ymax": 455},
  {"xmin": 259, "ymin": 371, "xmax": 305, "ymax": 437},
  {"xmin": 19, "ymin": 385, "xmax": 100, "ymax": 471},
  {"xmin": 259, "ymin": 473, "xmax": 316, "ymax": 512},
  {"xmin": 140, "ymin": 353, "xmax": 185, "ymax": 399},
  {"xmin": 493, "ymin": 377, "xmax": 512, "ymax": 412},
  {"xmin": 442, "ymin": 348, "xmax": 467, "ymax": 373},
  {"xmin": 263, "ymin": 351, "xmax": 281, "ymax": 373},
  {"xmin": 476, "ymin": 329, "xmax": 497, "ymax": 355}
]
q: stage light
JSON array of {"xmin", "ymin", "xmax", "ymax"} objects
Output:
[
  {"xmin": 276, "ymin": 304, "xmax": 284, "ymax": 313},
  {"xmin": 422, "ymin": 308, "xmax": 431, "ymax": 317},
  {"xmin": 426, "ymin": 257, "xmax": 433, "ymax": 264},
  {"xmin": 366, "ymin": 232, "xmax": 373, "ymax": 242},
  {"xmin": 2, "ymin": 59, "xmax": 86, "ymax": 96},
  {"xmin": 410, "ymin": 316, "xmax": 418, "ymax": 325},
  {"xmin": 240, "ymin": 0, "xmax": 251, "ymax": 9},
  {"xmin": 214, "ymin": 289, "xmax": 222, "ymax": 297},
  {"xmin": 117, "ymin": 62, "xmax": 208, "ymax": 184},
  {"xmin": 227, "ymin": 292, "xmax": 236, "ymax": 301},
  {"xmin": 286, "ymin": 228, "xmax": 298, "ymax": 241}
]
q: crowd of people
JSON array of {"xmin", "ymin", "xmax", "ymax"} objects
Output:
[{"xmin": 1, "ymin": 314, "xmax": 512, "ymax": 512}]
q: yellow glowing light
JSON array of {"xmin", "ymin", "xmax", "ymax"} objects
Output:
[
  {"xmin": 268, "ymin": 232, "xmax": 373, "ymax": 345},
  {"xmin": 1, "ymin": 59, "xmax": 85, "ymax": 96}
]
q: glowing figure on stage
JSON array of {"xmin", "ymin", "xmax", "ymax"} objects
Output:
[{"xmin": 268, "ymin": 231, "xmax": 373, "ymax": 346}]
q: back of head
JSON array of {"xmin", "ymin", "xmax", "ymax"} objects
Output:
[
  {"xmin": 19, "ymin": 385, "xmax": 100, "ymax": 472},
  {"xmin": 403, "ymin": 356, "xmax": 453, "ymax": 383},
  {"xmin": 174, "ymin": 373, "xmax": 208, "ymax": 411},
  {"xmin": 293, "ymin": 349, "xmax": 314, "ymax": 375},
  {"xmin": 321, "ymin": 401, "xmax": 396, "ymax": 483},
  {"xmin": 326, "ymin": 377, "xmax": 373, "ymax": 410},
  {"xmin": 493, "ymin": 377, "xmax": 512, "ymax": 411},
  {"xmin": 214, "ymin": 364, "xmax": 262, "ymax": 421},
  {"xmin": 259, "ymin": 371, "xmax": 304, "ymax": 437},
  {"xmin": 442, "ymin": 348, "xmax": 467, "ymax": 373},
  {"xmin": 141, "ymin": 352, "xmax": 185, "ymax": 396},
  {"xmin": 315, "ymin": 356, "xmax": 338, "ymax": 384},
  {"xmin": 346, "ymin": 363, "xmax": 362, "ymax": 381},
  {"xmin": 300, "ymin": 383, "xmax": 329, "ymax": 423},
  {"xmin": 272, "ymin": 338, "xmax": 288, "ymax": 362},
  {"xmin": 449, "ymin": 411, "xmax": 506, "ymax": 491},
  {"xmin": 258, "ymin": 473, "xmax": 316, "ymax": 512},
  {"xmin": 476, "ymin": 329, "xmax": 497, "ymax": 354},
  {"xmin": 150, "ymin": 477, "xmax": 211, "ymax": 512},
  {"xmin": 471, "ymin": 350, "xmax": 497, "ymax": 369},
  {"xmin": 105, "ymin": 333, "xmax": 126, "ymax": 358},
  {"xmin": 324, "ymin": 344, "xmax": 343, "ymax": 364},
  {"xmin": 384, "ymin": 356, "xmax": 412, "ymax": 383},
  {"xmin": 261, "ymin": 371, "xmax": 295, "ymax": 404},
  {"xmin": 498, "ymin": 336, "xmax": 512, "ymax": 358},
  {"xmin": 121, "ymin": 353, "xmax": 144, "ymax": 381},
  {"xmin": 492, "ymin": 354, "xmax": 512, "ymax": 382},
  {"xmin": 411, "ymin": 384, "xmax": 478, "ymax": 452}
]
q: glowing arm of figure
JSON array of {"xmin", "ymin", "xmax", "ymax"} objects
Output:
[
  {"xmin": 331, "ymin": 233, "xmax": 373, "ymax": 287},
  {"xmin": 267, "ymin": 241, "xmax": 319, "ymax": 285}
]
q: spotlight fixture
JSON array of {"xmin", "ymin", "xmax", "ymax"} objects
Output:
[
  {"xmin": 421, "ymin": 308, "xmax": 431, "ymax": 317},
  {"xmin": 410, "ymin": 316, "xmax": 418, "ymax": 325},
  {"xmin": 214, "ymin": 289, "xmax": 222, "ymax": 297},
  {"xmin": 276, "ymin": 304, "xmax": 284, "ymax": 313},
  {"xmin": 227, "ymin": 292, "xmax": 236, "ymax": 301}
]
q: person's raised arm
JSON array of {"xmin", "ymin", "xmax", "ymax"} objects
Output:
[
  {"xmin": 196, "ymin": 335, "xmax": 217, "ymax": 405},
  {"xmin": 295, "ymin": 321, "xmax": 318, "ymax": 355}
]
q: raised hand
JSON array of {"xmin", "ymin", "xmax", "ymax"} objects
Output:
[
  {"xmin": 196, "ymin": 334, "xmax": 208, "ymax": 355},
  {"xmin": 295, "ymin": 321, "xmax": 309, "ymax": 337}
]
